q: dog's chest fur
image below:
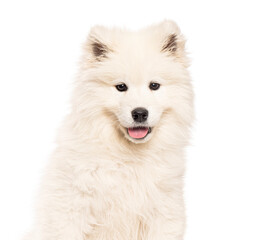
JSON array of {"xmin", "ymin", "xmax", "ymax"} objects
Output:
[{"xmin": 66, "ymin": 150, "xmax": 184, "ymax": 238}]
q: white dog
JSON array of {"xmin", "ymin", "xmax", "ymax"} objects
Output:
[{"xmin": 25, "ymin": 20, "xmax": 194, "ymax": 240}]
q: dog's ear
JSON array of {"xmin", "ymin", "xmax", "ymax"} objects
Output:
[
  {"xmin": 162, "ymin": 33, "xmax": 178, "ymax": 53},
  {"xmin": 155, "ymin": 20, "xmax": 186, "ymax": 57},
  {"xmin": 87, "ymin": 26, "xmax": 112, "ymax": 61},
  {"xmin": 92, "ymin": 40, "xmax": 109, "ymax": 59}
]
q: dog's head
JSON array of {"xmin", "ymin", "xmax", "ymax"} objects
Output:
[{"xmin": 74, "ymin": 20, "xmax": 193, "ymax": 146}]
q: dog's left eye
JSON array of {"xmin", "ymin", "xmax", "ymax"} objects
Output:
[
  {"xmin": 115, "ymin": 83, "xmax": 128, "ymax": 92},
  {"xmin": 149, "ymin": 82, "xmax": 160, "ymax": 90}
]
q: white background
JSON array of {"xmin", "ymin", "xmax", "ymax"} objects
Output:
[{"xmin": 0, "ymin": 0, "xmax": 276, "ymax": 239}]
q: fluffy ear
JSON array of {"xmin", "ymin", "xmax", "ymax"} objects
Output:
[
  {"xmin": 162, "ymin": 34, "xmax": 178, "ymax": 53},
  {"xmin": 87, "ymin": 26, "xmax": 112, "ymax": 61},
  {"xmin": 156, "ymin": 20, "xmax": 185, "ymax": 57},
  {"xmin": 92, "ymin": 40, "xmax": 109, "ymax": 59}
]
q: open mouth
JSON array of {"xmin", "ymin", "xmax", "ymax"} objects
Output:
[{"xmin": 127, "ymin": 127, "xmax": 152, "ymax": 139}]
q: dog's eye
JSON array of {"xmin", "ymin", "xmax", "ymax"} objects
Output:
[
  {"xmin": 115, "ymin": 83, "xmax": 128, "ymax": 92},
  {"xmin": 149, "ymin": 82, "xmax": 160, "ymax": 91}
]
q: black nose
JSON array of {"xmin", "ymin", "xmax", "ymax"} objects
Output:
[{"xmin": 131, "ymin": 108, "xmax": 148, "ymax": 123}]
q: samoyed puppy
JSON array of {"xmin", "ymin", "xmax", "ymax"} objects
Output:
[{"xmin": 25, "ymin": 20, "xmax": 194, "ymax": 240}]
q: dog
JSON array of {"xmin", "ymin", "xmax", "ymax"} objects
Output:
[{"xmin": 25, "ymin": 20, "xmax": 194, "ymax": 240}]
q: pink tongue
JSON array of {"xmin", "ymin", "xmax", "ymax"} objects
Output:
[{"xmin": 128, "ymin": 127, "xmax": 149, "ymax": 139}]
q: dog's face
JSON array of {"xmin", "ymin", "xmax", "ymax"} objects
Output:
[{"xmin": 76, "ymin": 21, "xmax": 193, "ymax": 145}]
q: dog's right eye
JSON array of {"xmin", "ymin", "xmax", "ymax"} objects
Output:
[{"xmin": 115, "ymin": 83, "xmax": 128, "ymax": 92}]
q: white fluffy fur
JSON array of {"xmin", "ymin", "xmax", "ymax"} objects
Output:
[{"xmin": 25, "ymin": 20, "xmax": 194, "ymax": 240}]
